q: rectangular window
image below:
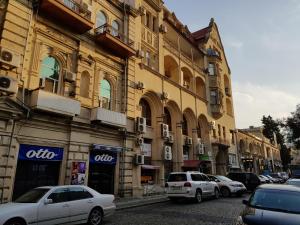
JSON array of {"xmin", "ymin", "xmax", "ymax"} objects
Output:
[
  {"xmin": 218, "ymin": 124, "xmax": 221, "ymax": 137},
  {"xmin": 223, "ymin": 126, "xmax": 226, "ymax": 139},
  {"xmin": 208, "ymin": 63, "xmax": 215, "ymax": 75},
  {"xmin": 146, "ymin": 12, "xmax": 150, "ymax": 28},
  {"xmin": 146, "ymin": 51, "xmax": 151, "ymax": 66},
  {"xmin": 210, "ymin": 90, "xmax": 217, "ymax": 104},
  {"xmin": 152, "ymin": 16, "xmax": 157, "ymax": 32}
]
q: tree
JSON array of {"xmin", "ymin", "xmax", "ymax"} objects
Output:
[
  {"xmin": 261, "ymin": 115, "xmax": 291, "ymax": 170},
  {"xmin": 286, "ymin": 104, "xmax": 300, "ymax": 149}
]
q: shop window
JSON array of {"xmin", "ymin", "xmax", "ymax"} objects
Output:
[
  {"xmin": 39, "ymin": 56, "xmax": 61, "ymax": 93},
  {"xmin": 80, "ymin": 71, "xmax": 90, "ymax": 98},
  {"xmin": 100, "ymin": 79, "xmax": 111, "ymax": 110},
  {"xmin": 163, "ymin": 107, "xmax": 172, "ymax": 131},
  {"xmin": 140, "ymin": 98, "xmax": 152, "ymax": 126},
  {"xmin": 208, "ymin": 63, "xmax": 215, "ymax": 75},
  {"xmin": 112, "ymin": 20, "xmax": 119, "ymax": 37},
  {"xmin": 182, "ymin": 115, "xmax": 188, "ymax": 136},
  {"xmin": 96, "ymin": 11, "xmax": 107, "ymax": 31},
  {"xmin": 210, "ymin": 90, "xmax": 217, "ymax": 104}
]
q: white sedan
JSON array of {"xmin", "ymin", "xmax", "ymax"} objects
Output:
[{"xmin": 0, "ymin": 185, "xmax": 115, "ymax": 225}]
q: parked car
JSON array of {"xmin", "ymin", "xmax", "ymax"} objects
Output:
[
  {"xmin": 270, "ymin": 173, "xmax": 285, "ymax": 183},
  {"xmin": 278, "ymin": 172, "xmax": 289, "ymax": 181},
  {"xmin": 227, "ymin": 172, "xmax": 261, "ymax": 192},
  {"xmin": 208, "ymin": 175, "xmax": 246, "ymax": 197},
  {"xmin": 286, "ymin": 178, "xmax": 300, "ymax": 187},
  {"xmin": 166, "ymin": 171, "xmax": 220, "ymax": 202},
  {"xmin": 0, "ymin": 185, "xmax": 116, "ymax": 225},
  {"xmin": 236, "ymin": 184, "xmax": 300, "ymax": 225},
  {"xmin": 265, "ymin": 174, "xmax": 280, "ymax": 183},
  {"xmin": 259, "ymin": 175, "xmax": 272, "ymax": 183}
]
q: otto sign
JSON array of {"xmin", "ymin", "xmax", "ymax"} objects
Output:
[
  {"xmin": 19, "ymin": 144, "xmax": 63, "ymax": 161},
  {"xmin": 26, "ymin": 149, "xmax": 58, "ymax": 160},
  {"xmin": 94, "ymin": 154, "xmax": 114, "ymax": 162}
]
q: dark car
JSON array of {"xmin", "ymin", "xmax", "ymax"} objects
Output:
[
  {"xmin": 227, "ymin": 172, "xmax": 261, "ymax": 192},
  {"xmin": 237, "ymin": 184, "xmax": 300, "ymax": 225}
]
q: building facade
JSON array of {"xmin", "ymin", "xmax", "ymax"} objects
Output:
[
  {"xmin": 0, "ymin": 0, "xmax": 238, "ymax": 201},
  {"xmin": 236, "ymin": 127, "xmax": 282, "ymax": 174}
]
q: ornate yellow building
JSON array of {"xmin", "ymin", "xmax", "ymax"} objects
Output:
[
  {"xmin": 237, "ymin": 127, "xmax": 282, "ymax": 174},
  {"xmin": 0, "ymin": 0, "xmax": 238, "ymax": 201}
]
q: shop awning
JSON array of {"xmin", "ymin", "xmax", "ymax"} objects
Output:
[
  {"xmin": 92, "ymin": 144, "xmax": 122, "ymax": 152},
  {"xmin": 182, "ymin": 160, "xmax": 201, "ymax": 168},
  {"xmin": 141, "ymin": 165, "xmax": 160, "ymax": 170}
]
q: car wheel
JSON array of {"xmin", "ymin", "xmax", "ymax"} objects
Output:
[
  {"xmin": 4, "ymin": 218, "xmax": 25, "ymax": 225},
  {"xmin": 221, "ymin": 187, "xmax": 231, "ymax": 197},
  {"xmin": 214, "ymin": 188, "xmax": 220, "ymax": 199},
  {"xmin": 88, "ymin": 208, "xmax": 103, "ymax": 225},
  {"xmin": 195, "ymin": 189, "xmax": 202, "ymax": 203}
]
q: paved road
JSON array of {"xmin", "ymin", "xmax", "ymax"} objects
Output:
[{"xmin": 104, "ymin": 194, "xmax": 249, "ymax": 225}]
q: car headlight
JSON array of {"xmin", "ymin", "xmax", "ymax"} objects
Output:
[{"xmin": 236, "ymin": 216, "xmax": 246, "ymax": 225}]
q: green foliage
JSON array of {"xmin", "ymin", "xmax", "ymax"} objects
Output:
[{"xmin": 286, "ymin": 104, "xmax": 300, "ymax": 149}]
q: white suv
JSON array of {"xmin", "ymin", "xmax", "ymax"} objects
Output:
[{"xmin": 165, "ymin": 171, "xmax": 220, "ymax": 203}]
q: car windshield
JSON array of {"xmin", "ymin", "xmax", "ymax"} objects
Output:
[
  {"xmin": 14, "ymin": 188, "xmax": 50, "ymax": 203},
  {"xmin": 216, "ymin": 176, "xmax": 232, "ymax": 182},
  {"xmin": 168, "ymin": 174, "xmax": 187, "ymax": 182},
  {"xmin": 249, "ymin": 189, "xmax": 300, "ymax": 214}
]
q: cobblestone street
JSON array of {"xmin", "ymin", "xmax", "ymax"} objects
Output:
[{"xmin": 105, "ymin": 195, "xmax": 249, "ymax": 225}]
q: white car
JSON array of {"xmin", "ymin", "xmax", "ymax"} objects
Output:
[
  {"xmin": 0, "ymin": 185, "xmax": 115, "ymax": 225},
  {"xmin": 208, "ymin": 175, "xmax": 247, "ymax": 197},
  {"xmin": 165, "ymin": 171, "xmax": 220, "ymax": 202}
]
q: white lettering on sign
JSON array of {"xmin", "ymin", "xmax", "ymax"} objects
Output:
[
  {"xmin": 94, "ymin": 154, "xmax": 114, "ymax": 162},
  {"xmin": 26, "ymin": 149, "xmax": 58, "ymax": 160}
]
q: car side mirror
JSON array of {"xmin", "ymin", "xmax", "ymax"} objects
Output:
[
  {"xmin": 242, "ymin": 200, "xmax": 249, "ymax": 205},
  {"xmin": 44, "ymin": 198, "xmax": 53, "ymax": 205}
]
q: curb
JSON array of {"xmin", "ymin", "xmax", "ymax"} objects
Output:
[{"xmin": 116, "ymin": 196, "xmax": 169, "ymax": 210}]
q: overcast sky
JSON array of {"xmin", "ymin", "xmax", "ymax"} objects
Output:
[{"xmin": 164, "ymin": 0, "xmax": 300, "ymax": 128}]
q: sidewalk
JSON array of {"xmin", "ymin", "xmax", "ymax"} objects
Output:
[{"xmin": 115, "ymin": 194, "xmax": 169, "ymax": 210}]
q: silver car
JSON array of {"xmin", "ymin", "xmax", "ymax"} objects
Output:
[{"xmin": 0, "ymin": 185, "xmax": 115, "ymax": 225}]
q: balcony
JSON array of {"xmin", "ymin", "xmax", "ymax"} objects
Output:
[
  {"xmin": 211, "ymin": 137, "xmax": 230, "ymax": 148},
  {"xmin": 208, "ymin": 75, "xmax": 221, "ymax": 88},
  {"xmin": 30, "ymin": 89, "xmax": 81, "ymax": 117},
  {"xmin": 211, "ymin": 103, "xmax": 224, "ymax": 118},
  {"xmin": 91, "ymin": 107, "xmax": 126, "ymax": 127},
  {"xmin": 38, "ymin": 0, "xmax": 94, "ymax": 34},
  {"xmin": 142, "ymin": 26, "xmax": 158, "ymax": 49},
  {"xmin": 95, "ymin": 24, "xmax": 136, "ymax": 58}
]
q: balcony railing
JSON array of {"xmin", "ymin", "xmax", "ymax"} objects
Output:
[
  {"xmin": 38, "ymin": 0, "xmax": 94, "ymax": 33},
  {"xmin": 208, "ymin": 75, "xmax": 221, "ymax": 88},
  {"xmin": 210, "ymin": 103, "xmax": 224, "ymax": 118},
  {"xmin": 211, "ymin": 137, "xmax": 230, "ymax": 147},
  {"xmin": 95, "ymin": 24, "xmax": 136, "ymax": 57}
]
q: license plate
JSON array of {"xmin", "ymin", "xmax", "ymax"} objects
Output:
[{"xmin": 172, "ymin": 186, "xmax": 182, "ymax": 190}]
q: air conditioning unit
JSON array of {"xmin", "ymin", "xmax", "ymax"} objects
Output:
[
  {"xmin": 0, "ymin": 47, "xmax": 21, "ymax": 69},
  {"xmin": 210, "ymin": 121, "xmax": 216, "ymax": 130},
  {"xmin": 63, "ymin": 70, "xmax": 76, "ymax": 82},
  {"xmin": 167, "ymin": 134, "xmax": 174, "ymax": 143},
  {"xmin": 136, "ymin": 49, "xmax": 145, "ymax": 58},
  {"xmin": 135, "ymin": 154, "xmax": 145, "ymax": 165},
  {"xmin": 136, "ymin": 117, "xmax": 146, "ymax": 134},
  {"xmin": 164, "ymin": 146, "xmax": 172, "ymax": 161},
  {"xmin": 196, "ymin": 143, "xmax": 205, "ymax": 155},
  {"xmin": 185, "ymin": 137, "xmax": 193, "ymax": 145},
  {"xmin": 161, "ymin": 123, "xmax": 169, "ymax": 139},
  {"xmin": 159, "ymin": 24, "xmax": 168, "ymax": 34},
  {"xmin": 139, "ymin": 7, "xmax": 146, "ymax": 15},
  {"xmin": 0, "ymin": 76, "xmax": 18, "ymax": 95},
  {"xmin": 161, "ymin": 91, "xmax": 169, "ymax": 100},
  {"xmin": 136, "ymin": 81, "xmax": 144, "ymax": 90},
  {"xmin": 197, "ymin": 138, "xmax": 202, "ymax": 144},
  {"xmin": 136, "ymin": 137, "xmax": 144, "ymax": 146}
]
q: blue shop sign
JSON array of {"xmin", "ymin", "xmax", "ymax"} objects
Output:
[
  {"xmin": 90, "ymin": 151, "xmax": 117, "ymax": 165},
  {"xmin": 19, "ymin": 144, "xmax": 64, "ymax": 161}
]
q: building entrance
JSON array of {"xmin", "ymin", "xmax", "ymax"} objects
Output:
[{"xmin": 88, "ymin": 164, "xmax": 115, "ymax": 194}]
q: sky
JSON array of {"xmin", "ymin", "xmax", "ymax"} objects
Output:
[{"xmin": 163, "ymin": 0, "xmax": 300, "ymax": 128}]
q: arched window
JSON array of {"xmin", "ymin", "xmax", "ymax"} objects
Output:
[
  {"xmin": 80, "ymin": 71, "xmax": 90, "ymax": 98},
  {"xmin": 182, "ymin": 115, "xmax": 188, "ymax": 136},
  {"xmin": 112, "ymin": 20, "xmax": 119, "ymax": 37},
  {"xmin": 40, "ymin": 56, "xmax": 60, "ymax": 93},
  {"xmin": 100, "ymin": 79, "xmax": 111, "ymax": 110},
  {"xmin": 164, "ymin": 107, "xmax": 172, "ymax": 131},
  {"xmin": 96, "ymin": 11, "xmax": 107, "ymax": 32},
  {"xmin": 140, "ymin": 98, "xmax": 151, "ymax": 126}
]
